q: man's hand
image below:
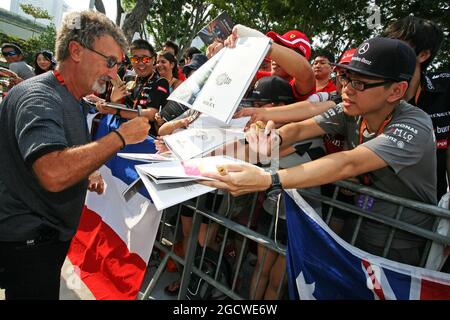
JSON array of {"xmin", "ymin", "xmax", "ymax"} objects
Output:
[
  {"xmin": 96, "ymin": 101, "xmax": 117, "ymax": 115},
  {"xmin": 110, "ymin": 83, "xmax": 130, "ymax": 103},
  {"xmin": 234, "ymin": 105, "xmax": 274, "ymax": 129},
  {"xmin": 199, "ymin": 163, "xmax": 271, "ymax": 196},
  {"xmin": 88, "ymin": 171, "xmax": 105, "ymax": 195},
  {"xmin": 154, "ymin": 113, "xmax": 165, "ymax": 126},
  {"xmin": 246, "ymin": 120, "xmax": 280, "ymax": 162},
  {"xmin": 154, "ymin": 137, "xmax": 170, "ymax": 153},
  {"xmin": 206, "ymin": 40, "xmax": 224, "ymax": 59},
  {"xmin": 116, "ymin": 116, "xmax": 151, "ymax": 145}
]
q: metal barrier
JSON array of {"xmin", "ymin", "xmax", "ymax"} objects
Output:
[{"xmin": 140, "ymin": 180, "xmax": 450, "ymax": 300}]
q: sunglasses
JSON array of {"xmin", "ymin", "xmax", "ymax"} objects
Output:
[
  {"xmin": 85, "ymin": 46, "xmax": 120, "ymax": 69},
  {"xmin": 337, "ymin": 74, "xmax": 392, "ymax": 92},
  {"xmin": 2, "ymin": 51, "xmax": 18, "ymax": 57},
  {"xmin": 130, "ymin": 56, "xmax": 153, "ymax": 64}
]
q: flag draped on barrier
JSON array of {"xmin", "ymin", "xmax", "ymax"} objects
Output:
[
  {"xmin": 67, "ymin": 115, "xmax": 161, "ymax": 300},
  {"xmin": 284, "ymin": 190, "xmax": 450, "ymax": 300}
]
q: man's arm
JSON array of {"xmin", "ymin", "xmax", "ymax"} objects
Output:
[
  {"xmin": 268, "ymin": 43, "xmax": 315, "ymax": 96},
  {"xmin": 236, "ymin": 100, "xmax": 335, "ymax": 124},
  {"xmin": 278, "ymin": 118, "xmax": 326, "ymax": 149},
  {"xmin": 200, "ymin": 145, "xmax": 387, "ymax": 196},
  {"xmin": 32, "ymin": 117, "xmax": 150, "ymax": 192},
  {"xmin": 278, "ymin": 146, "xmax": 387, "ymax": 189}
]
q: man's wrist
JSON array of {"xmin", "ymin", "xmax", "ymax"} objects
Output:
[{"xmin": 263, "ymin": 171, "xmax": 273, "ymax": 191}]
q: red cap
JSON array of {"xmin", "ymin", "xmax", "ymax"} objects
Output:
[
  {"xmin": 337, "ymin": 48, "xmax": 356, "ymax": 65},
  {"xmin": 266, "ymin": 30, "xmax": 312, "ymax": 60}
]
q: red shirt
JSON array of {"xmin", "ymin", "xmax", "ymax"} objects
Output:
[
  {"xmin": 315, "ymin": 79, "xmax": 336, "ymax": 94},
  {"xmin": 177, "ymin": 68, "xmax": 186, "ymax": 81}
]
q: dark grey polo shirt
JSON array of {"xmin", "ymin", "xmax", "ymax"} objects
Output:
[
  {"xmin": 0, "ymin": 72, "xmax": 90, "ymax": 242},
  {"xmin": 314, "ymin": 101, "xmax": 437, "ymax": 249}
]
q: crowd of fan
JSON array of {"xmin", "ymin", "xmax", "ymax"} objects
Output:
[{"xmin": 0, "ymin": 10, "xmax": 448, "ymax": 300}]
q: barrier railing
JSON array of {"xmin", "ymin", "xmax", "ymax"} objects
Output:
[{"xmin": 140, "ymin": 180, "xmax": 450, "ymax": 300}]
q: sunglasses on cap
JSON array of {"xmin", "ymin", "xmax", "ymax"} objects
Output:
[
  {"xmin": 2, "ymin": 51, "xmax": 18, "ymax": 57},
  {"xmin": 130, "ymin": 56, "xmax": 153, "ymax": 64},
  {"xmin": 85, "ymin": 46, "xmax": 121, "ymax": 69}
]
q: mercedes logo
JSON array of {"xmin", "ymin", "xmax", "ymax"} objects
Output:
[{"xmin": 359, "ymin": 43, "xmax": 370, "ymax": 55}]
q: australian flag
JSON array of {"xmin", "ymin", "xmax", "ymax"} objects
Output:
[{"xmin": 284, "ymin": 190, "xmax": 450, "ymax": 300}]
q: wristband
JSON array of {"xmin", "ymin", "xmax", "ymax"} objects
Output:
[
  {"xmin": 115, "ymin": 108, "xmax": 121, "ymax": 117},
  {"xmin": 112, "ymin": 130, "xmax": 126, "ymax": 149}
]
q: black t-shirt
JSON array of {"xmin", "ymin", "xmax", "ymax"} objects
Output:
[
  {"xmin": 0, "ymin": 72, "xmax": 90, "ymax": 242},
  {"xmin": 124, "ymin": 72, "xmax": 170, "ymax": 136},
  {"xmin": 410, "ymin": 72, "xmax": 450, "ymax": 199},
  {"xmin": 124, "ymin": 72, "xmax": 169, "ymax": 111}
]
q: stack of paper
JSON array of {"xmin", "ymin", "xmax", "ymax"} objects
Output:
[
  {"xmin": 134, "ymin": 156, "xmax": 256, "ymax": 211},
  {"xmin": 161, "ymin": 114, "xmax": 250, "ymax": 161}
]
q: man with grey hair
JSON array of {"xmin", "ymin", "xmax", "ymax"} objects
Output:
[{"xmin": 0, "ymin": 11, "xmax": 150, "ymax": 300}]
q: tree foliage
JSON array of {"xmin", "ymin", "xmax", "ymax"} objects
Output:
[
  {"xmin": 90, "ymin": 1, "xmax": 450, "ymax": 70},
  {"xmin": 19, "ymin": 4, "xmax": 52, "ymax": 20},
  {"xmin": 0, "ymin": 24, "xmax": 57, "ymax": 65}
]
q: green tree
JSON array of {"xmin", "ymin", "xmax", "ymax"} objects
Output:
[
  {"xmin": 19, "ymin": 3, "xmax": 53, "ymax": 38},
  {"xmin": 145, "ymin": 0, "xmax": 218, "ymax": 58},
  {"xmin": 121, "ymin": 0, "xmax": 155, "ymax": 43},
  {"xmin": 118, "ymin": 0, "xmax": 448, "ymax": 70},
  {"xmin": 0, "ymin": 24, "xmax": 56, "ymax": 65}
]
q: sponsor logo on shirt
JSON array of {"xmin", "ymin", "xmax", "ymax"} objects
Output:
[
  {"xmin": 388, "ymin": 123, "xmax": 418, "ymax": 135},
  {"xmin": 425, "ymin": 75, "xmax": 434, "ymax": 90},
  {"xmin": 432, "ymin": 73, "xmax": 450, "ymax": 79},
  {"xmin": 436, "ymin": 125, "xmax": 449, "ymax": 134},
  {"xmin": 436, "ymin": 139, "xmax": 448, "ymax": 149},
  {"xmin": 429, "ymin": 111, "xmax": 450, "ymax": 119},
  {"xmin": 157, "ymin": 86, "xmax": 168, "ymax": 94}
]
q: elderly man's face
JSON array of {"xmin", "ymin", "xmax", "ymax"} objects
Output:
[{"xmin": 81, "ymin": 35, "xmax": 123, "ymax": 95}]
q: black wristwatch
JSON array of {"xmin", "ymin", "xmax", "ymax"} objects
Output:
[{"xmin": 267, "ymin": 171, "xmax": 282, "ymax": 193}]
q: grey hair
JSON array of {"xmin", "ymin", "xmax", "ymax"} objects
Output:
[{"xmin": 55, "ymin": 10, "xmax": 128, "ymax": 63}]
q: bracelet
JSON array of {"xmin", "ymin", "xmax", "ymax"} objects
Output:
[
  {"xmin": 115, "ymin": 108, "xmax": 121, "ymax": 117},
  {"xmin": 112, "ymin": 130, "xmax": 126, "ymax": 149}
]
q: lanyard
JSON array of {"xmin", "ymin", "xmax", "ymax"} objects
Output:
[
  {"xmin": 53, "ymin": 69, "xmax": 66, "ymax": 87},
  {"xmin": 53, "ymin": 69, "xmax": 85, "ymax": 115},
  {"xmin": 358, "ymin": 113, "xmax": 393, "ymax": 145},
  {"xmin": 358, "ymin": 113, "xmax": 393, "ymax": 185}
]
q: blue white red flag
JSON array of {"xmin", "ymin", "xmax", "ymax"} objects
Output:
[
  {"xmin": 67, "ymin": 115, "xmax": 161, "ymax": 300},
  {"xmin": 285, "ymin": 190, "xmax": 450, "ymax": 300}
]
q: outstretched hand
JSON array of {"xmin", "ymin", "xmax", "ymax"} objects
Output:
[{"xmin": 199, "ymin": 163, "xmax": 271, "ymax": 196}]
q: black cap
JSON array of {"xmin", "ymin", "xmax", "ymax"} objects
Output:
[
  {"xmin": 248, "ymin": 76, "xmax": 295, "ymax": 104},
  {"xmin": 335, "ymin": 37, "xmax": 416, "ymax": 82},
  {"xmin": 182, "ymin": 53, "xmax": 208, "ymax": 76}
]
